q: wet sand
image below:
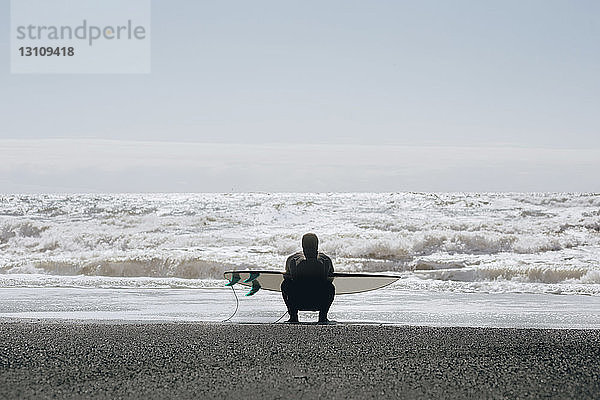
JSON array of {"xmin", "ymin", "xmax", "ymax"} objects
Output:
[{"xmin": 1, "ymin": 322, "xmax": 599, "ymax": 399}]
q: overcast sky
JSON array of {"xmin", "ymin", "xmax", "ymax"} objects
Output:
[{"xmin": 1, "ymin": 0, "xmax": 599, "ymax": 192}]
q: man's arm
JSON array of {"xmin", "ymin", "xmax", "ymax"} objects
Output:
[
  {"xmin": 321, "ymin": 254, "xmax": 334, "ymax": 282},
  {"xmin": 284, "ymin": 253, "xmax": 298, "ymax": 279}
]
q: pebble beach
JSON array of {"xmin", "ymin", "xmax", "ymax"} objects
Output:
[{"xmin": 1, "ymin": 322, "xmax": 599, "ymax": 399}]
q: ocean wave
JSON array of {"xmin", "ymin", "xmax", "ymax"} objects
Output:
[
  {"xmin": 1, "ymin": 257, "xmax": 241, "ymax": 280},
  {"xmin": 415, "ymin": 266, "xmax": 600, "ymax": 285},
  {"xmin": 0, "ymin": 220, "xmax": 49, "ymax": 244},
  {"xmin": 1, "ymin": 193, "xmax": 600, "ymax": 294},
  {"xmin": 317, "ymin": 232, "xmax": 591, "ymax": 260},
  {"xmin": 558, "ymin": 221, "xmax": 600, "ymax": 233},
  {"xmin": 2, "ymin": 269, "xmax": 599, "ymax": 296},
  {"xmin": 0, "ymin": 274, "xmax": 222, "ymax": 289},
  {"xmin": 513, "ymin": 193, "xmax": 600, "ymax": 208},
  {"xmin": 393, "ymin": 276, "xmax": 600, "ymax": 296}
]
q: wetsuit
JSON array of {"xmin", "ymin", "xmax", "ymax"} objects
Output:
[{"xmin": 281, "ymin": 251, "xmax": 335, "ymax": 321}]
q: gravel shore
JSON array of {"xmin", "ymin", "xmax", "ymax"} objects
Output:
[{"xmin": 1, "ymin": 322, "xmax": 599, "ymax": 399}]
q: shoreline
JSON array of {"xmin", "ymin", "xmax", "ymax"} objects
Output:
[
  {"xmin": 1, "ymin": 322, "xmax": 599, "ymax": 399},
  {"xmin": 2, "ymin": 317, "xmax": 600, "ymax": 330},
  {"xmin": 3, "ymin": 287, "xmax": 600, "ymax": 329}
]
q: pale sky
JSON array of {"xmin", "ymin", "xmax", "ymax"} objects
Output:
[{"xmin": 1, "ymin": 1, "xmax": 599, "ymax": 192}]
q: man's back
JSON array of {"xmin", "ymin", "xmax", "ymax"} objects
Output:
[
  {"xmin": 281, "ymin": 233, "xmax": 335, "ymax": 323},
  {"xmin": 285, "ymin": 251, "xmax": 334, "ymax": 280}
]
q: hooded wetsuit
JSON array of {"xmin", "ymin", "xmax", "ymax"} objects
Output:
[
  {"xmin": 281, "ymin": 251, "xmax": 335, "ymax": 321},
  {"xmin": 284, "ymin": 251, "xmax": 334, "ymax": 280}
]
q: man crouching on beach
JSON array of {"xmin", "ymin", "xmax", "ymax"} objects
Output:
[{"xmin": 281, "ymin": 233, "xmax": 335, "ymax": 323}]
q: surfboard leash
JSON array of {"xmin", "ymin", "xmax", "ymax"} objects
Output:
[
  {"xmin": 221, "ymin": 285, "xmax": 239, "ymax": 322},
  {"xmin": 272, "ymin": 311, "xmax": 288, "ymax": 324},
  {"xmin": 221, "ymin": 282, "xmax": 288, "ymax": 323}
]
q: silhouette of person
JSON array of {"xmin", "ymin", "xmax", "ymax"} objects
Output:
[{"xmin": 281, "ymin": 233, "xmax": 335, "ymax": 323}]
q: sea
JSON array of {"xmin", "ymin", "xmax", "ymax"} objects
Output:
[{"xmin": 1, "ymin": 192, "xmax": 599, "ymax": 328}]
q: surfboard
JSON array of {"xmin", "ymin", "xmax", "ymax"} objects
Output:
[{"xmin": 223, "ymin": 270, "xmax": 399, "ymax": 296}]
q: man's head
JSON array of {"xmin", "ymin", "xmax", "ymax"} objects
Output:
[{"xmin": 302, "ymin": 233, "xmax": 319, "ymax": 259}]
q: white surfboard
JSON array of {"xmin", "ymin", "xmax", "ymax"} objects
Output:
[{"xmin": 224, "ymin": 270, "xmax": 399, "ymax": 296}]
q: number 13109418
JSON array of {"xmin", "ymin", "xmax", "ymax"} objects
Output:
[{"xmin": 19, "ymin": 47, "xmax": 75, "ymax": 56}]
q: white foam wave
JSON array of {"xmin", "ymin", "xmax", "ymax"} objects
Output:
[
  {"xmin": 1, "ymin": 193, "xmax": 599, "ymax": 294},
  {"xmin": 0, "ymin": 220, "xmax": 48, "ymax": 243},
  {"xmin": 393, "ymin": 276, "xmax": 600, "ymax": 296},
  {"xmin": 415, "ymin": 266, "xmax": 600, "ymax": 285},
  {"xmin": 1, "ymin": 257, "xmax": 240, "ymax": 279},
  {"xmin": 0, "ymin": 273, "xmax": 222, "ymax": 289},
  {"xmin": 317, "ymin": 231, "xmax": 593, "ymax": 260}
]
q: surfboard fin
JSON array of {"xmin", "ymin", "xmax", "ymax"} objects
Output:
[
  {"xmin": 245, "ymin": 280, "xmax": 261, "ymax": 296},
  {"xmin": 225, "ymin": 272, "xmax": 241, "ymax": 286},
  {"xmin": 243, "ymin": 272, "xmax": 260, "ymax": 283}
]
